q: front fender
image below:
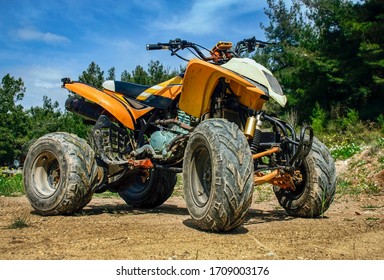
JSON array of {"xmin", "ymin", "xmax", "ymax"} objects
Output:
[{"xmin": 179, "ymin": 59, "xmax": 268, "ymax": 118}]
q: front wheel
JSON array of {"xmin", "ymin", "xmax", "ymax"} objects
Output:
[
  {"xmin": 274, "ymin": 137, "xmax": 336, "ymax": 217},
  {"xmin": 183, "ymin": 119, "xmax": 254, "ymax": 231},
  {"xmin": 23, "ymin": 132, "xmax": 99, "ymax": 215}
]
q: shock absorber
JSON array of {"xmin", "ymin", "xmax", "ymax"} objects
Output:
[{"xmin": 245, "ymin": 114, "xmax": 263, "ymax": 154}]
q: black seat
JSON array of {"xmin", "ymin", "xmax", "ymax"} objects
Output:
[
  {"xmin": 103, "ymin": 80, "xmax": 150, "ymax": 99},
  {"xmin": 103, "ymin": 80, "xmax": 175, "ymax": 110}
]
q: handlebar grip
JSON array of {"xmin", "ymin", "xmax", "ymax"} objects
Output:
[{"xmin": 146, "ymin": 44, "xmax": 168, "ymax": 50}]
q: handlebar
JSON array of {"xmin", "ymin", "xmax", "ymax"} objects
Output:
[
  {"xmin": 146, "ymin": 39, "xmax": 194, "ymax": 51},
  {"xmin": 234, "ymin": 37, "xmax": 269, "ymax": 56},
  {"xmin": 146, "ymin": 44, "xmax": 167, "ymax": 50},
  {"xmin": 146, "ymin": 37, "xmax": 270, "ymax": 63},
  {"xmin": 146, "ymin": 39, "xmax": 210, "ymax": 62}
]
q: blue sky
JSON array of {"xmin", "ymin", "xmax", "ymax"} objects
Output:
[{"xmin": 1, "ymin": 0, "xmax": 270, "ymax": 110}]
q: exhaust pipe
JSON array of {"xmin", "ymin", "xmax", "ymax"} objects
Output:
[{"xmin": 65, "ymin": 96, "xmax": 104, "ymax": 122}]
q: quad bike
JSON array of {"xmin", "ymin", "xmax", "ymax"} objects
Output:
[{"xmin": 23, "ymin": 37, "xmax": 336, "ymax": 231}]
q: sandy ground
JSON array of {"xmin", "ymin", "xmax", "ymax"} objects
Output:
[{"xmin": 0, "ymin": 191, "xmax": 383, "ymax": 260}]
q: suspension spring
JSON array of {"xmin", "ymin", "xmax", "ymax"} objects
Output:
[
  {"xmin": 250, "ymin": 114, "xmax": 263, "ymax": 154},
  {"xmin": 250, "ymin": 129, "xmax": 262, "ymax": 154}
]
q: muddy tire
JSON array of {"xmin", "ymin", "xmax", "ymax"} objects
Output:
[
  {"xmin": 118, "ymin": 169, "xmax": 177, "ymax": 208},
  {"xmin": 274, "ymin": 137, "xmax": 336, "ymax": 217},
  {"xmin": 183, "ymin": 119, "xmax": 254, "ymax": 231},
  {"xmin": 23, "ymin": 132, "xmax": 99, "ymax": 215}
]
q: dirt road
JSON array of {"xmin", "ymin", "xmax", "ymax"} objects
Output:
[{"xmin": 1, "ymin": 191, "xmax": 383, "ymax": 260}]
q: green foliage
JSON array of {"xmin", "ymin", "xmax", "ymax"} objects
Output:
[
  {"xmin": 147, "ymin": 60, "xmax": 177, "ymax": 85},
  {"xmin": 131, "ymin": 65, "xmax": 150, "ymax": 85},
  {"xmin": 59, "ymin": 112, "xmax": 91, "ymax": 139},
  {"xmin": 378, "ymin": 114, "xmax": 384, "ymax": 132},
  {"xmin": 377, "ymin": 137, "xmax": 384, "ymax": 148},
  {"xmin": 341, "ymin": 109, "xmax": 360, "ymax": 130},
  {"xmin": 121, "ymin": 70, "xmax": 132, "ymax": 82},
  {"xmin": 330, "ymin": 142, "xmax": 362, "ymax": 160},
  {"xmin": 8, "ymin": 214, "xmax": 30, "ymax": 229},
  {"xmin": 26, "ymin": 96, "xmax": 62, "ymax": 140},
  {"xmin": 120, "ymin": 60, "xmax": 180, "ymax": 86},
  {"xmin": 0, "ymin": 74, "xmax": 28, "ymax": 165},
  {"xmin": 337, "ymin": 177, "xmax": 381, "ymax": 196},
  {"xmin": 0, "ymin": 172, "xmax": 24, "ymax": 196},
  {"xmin": 310, "ymin": 103, "xmax": 327, "ymax": 134},
  {"xmin": 0, "ymin": 58, "xmax": 180, "ymax": 166},
  {"xmin": 107, "ymin": 67, "xmax": 116, "ymax": 81},
  {"xmin": 261, "ymin": 0, "xmax": 384, "ymax": 122},
  {"xmin": 78, "ymin": 62, "xmax": 104, "ymax": 89}
]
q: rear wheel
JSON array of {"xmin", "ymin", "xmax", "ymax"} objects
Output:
[
  {"xmin": 23, "ymin": 132, "xmax": 99, "ymax": 215},
  {"xmin": 118, "ymin": 169, "xmax": 177, "ymax": 208},
  {"xmin": 183, "ymin": 119, "xmax": 254, "ymax": 231},
  {"xmin": 274, "ymin": 137, "xmax": 336, "ymax": 217}
]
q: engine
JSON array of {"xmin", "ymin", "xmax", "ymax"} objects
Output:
[{"xmin": 149, "ymin": 110, "xmax": 191, "ymax": 161}]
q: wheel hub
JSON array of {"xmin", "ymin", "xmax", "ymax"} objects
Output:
[
  {"xmin": 33, "ymin": 152, "xmax": 61, "ymax": 198},
  {"xmin": 191, "ymin": 146, "xmax": 212, "ymax": 207}
]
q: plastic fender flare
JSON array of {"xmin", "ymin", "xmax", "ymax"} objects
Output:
[
  {"xmin": 179, "ymin": 59, "xmax": 266, "ymax": 118},
  {"xmin": 64, "ymin": 82, "xmax": 153, "ymax": 130}
]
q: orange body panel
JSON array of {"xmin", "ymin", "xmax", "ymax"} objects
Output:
[
  {"xmin": 179, "ymin": 59, "xmax": 267, "ymax": 118},
  {"xmin": 64, "ymin": 82, "xmax": 153, "ymax": 130},
  {"xmin": 137, "ymin": 85, "xmax": 182, "ymax": 101},
  {"xmin": 136, "ymin": 76, "xmax": 183, "ymax": 101},
  {"xmin": 153, "ymin": 84, "xmax": 182, "ymax": 99}
]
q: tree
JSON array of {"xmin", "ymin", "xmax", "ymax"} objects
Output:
[
  {"xmin": 25, "ymin": 95, "xmax": 90, "ymax": 152},
  {"xmin": 78, "ymin": 62, "xmax": 104, "ymax": 89},
  {"xmin": 131, "ymin": 65, "xmax": 150, "ymax": 85},
  {"xmin": 351, "ymin": 0, "xmax": 384, "ymax": 119},
  {"xmin": 0, "ymin": 74, "xmax": 28, "ymax": 165},
  {"xmin": 121, "ymin": 70, "xmax": 133, "ymax": 82},
  {"xmin": 26, "ymin": 96, "xmax": 62, "ymax": 141},
  {"xmin": 258, "ymin": 0, "xmax": 312, "ymax": 118},
  {"xmin": 59, "ymin": 112, "xmax": 90, "ymax": 139},
  {"xmin": 107, "ymin": 67, "xmax": 116, "ymax": 81},
  {"xmin": 147, "ymin": 60, "xmax": 168, "ymax": 85},
  {"xmin": 260, "ymin": 0, "xmax": 384, "ymax": 121}
]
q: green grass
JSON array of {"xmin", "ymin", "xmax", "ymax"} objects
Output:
[
  {"xmin": 330, "ymin": 142, "xmax": 362, "ymax": 160},
  {"xmin": 337, "ymin": 179, "xmax": 381, "ymax": 196},
  {"xmin": 365, "ymin": 217, "xmax": 380, "ymax": 221},
  {"xmin": 0, "ymin": 171, "xmax": 185, "ymax": 198},
  {"xmin": 8, "ymin": 215, "xmax": 30, "ymax": 229},
  {"xmin": 254, "ymin": 185, "xmax": 274, "ymax": 202},
  {"xmin": 361, "ymin": 204, "xmax": 382, "ymax": 210},
  {"xmin": 172, "ymin": 174, "xmax": 184, "ymax": 197},
  {"xmin": 0, "ymin": 173, "xmax": 24, "ymax": 196},
  {"xmin": 93, "ymin": 192, "xmax": 119, "ymax": 198}
]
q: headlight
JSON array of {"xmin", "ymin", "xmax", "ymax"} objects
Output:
[{"xmin": 262, "ymin": 70, "xmax": 283, "ymax": 96}]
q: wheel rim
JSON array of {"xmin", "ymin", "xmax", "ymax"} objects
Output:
[
  {"xmin": 32, "ymin": 151, "xmax": 61, "ymax": 198},
  {"xmin": 190, "ymin": 145, "xmax": 212, "ymax": 208}
]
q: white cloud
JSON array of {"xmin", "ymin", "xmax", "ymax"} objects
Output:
[
  {"xmin": 25, "ymin": 66, "xmax": 63, "ymax": 89},
  {"xmin": 9, "ymin": 64, "xmax": 79, "ymax": 109},
  {"xmin": 152, "ymin": 0, "xmax": 266, "ymax": 35},
  {"xmin": 16, "ymin": 27, "xmax": 70, "ymax": 44}
]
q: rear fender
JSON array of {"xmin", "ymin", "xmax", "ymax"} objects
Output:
[
  {"xmin": 179, "ymin": 59, "xmax": 268, "ymax": 118},
  {"xmin": 63, "ymin": 81, "xmax": 153, "ymax": 130}
]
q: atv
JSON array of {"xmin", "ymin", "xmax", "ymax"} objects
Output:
[{"xmin": 23, "ymin": 37, "xmax": 336, "ymax": 231}]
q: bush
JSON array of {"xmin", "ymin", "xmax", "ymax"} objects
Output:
[
  {"xmin": 330, "ymin": 142, "xmax": 362, "ymax": 160},
  {"xmin": 341, "ymin": 109, "xmax": 360, "ymax": 130},
  {"xmin": 378, "ymin": 114, "xmax": 384, "ymax": 133},
  {"xmin": 310, "ymin": 103, "xmax": 327, "ymax": 134},
  {"xmin": 0, "ymin": 171, "xmax": 24, "ymax": 196}
]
